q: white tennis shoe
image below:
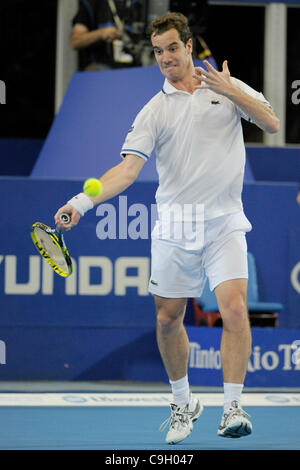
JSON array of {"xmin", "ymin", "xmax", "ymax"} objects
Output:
[
  {"xmin": 159, "ymin": 394, "xmax": 203, "ymax": 444},
  {"xmin": 218, "ymin": 400, "xmax": 252, "ymax": 438}
]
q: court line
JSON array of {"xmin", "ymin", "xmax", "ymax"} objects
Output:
[{"xmin": 0, "ymin": 393, "xmax": 299, "ymax": 407}]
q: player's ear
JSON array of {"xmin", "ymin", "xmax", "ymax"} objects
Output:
[{"xmin": 186, "ymin": 37, "xmax": 193, "ymax": 55}]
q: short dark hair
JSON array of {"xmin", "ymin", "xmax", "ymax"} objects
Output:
[{"xmin": 150, "ymin": 11, "xmax": 193, "ymax": 45}]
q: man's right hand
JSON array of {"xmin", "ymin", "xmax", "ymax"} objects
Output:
[
  {"xmin": 71, "ymin": 24, "xmax": 122, "ymax": 50},
  {"xmin": 54, "ymin": 204, "xmax": 81, "ymax": 230},
  {"xmin": 99, "ymin": 26, "xmax": 122, "ymax": 40}
]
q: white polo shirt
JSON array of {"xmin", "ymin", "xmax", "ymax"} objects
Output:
[{"xmin": 121, "ymin": 77, "xmax": 269, "ymax": 221}]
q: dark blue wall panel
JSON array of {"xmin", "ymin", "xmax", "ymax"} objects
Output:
[{"xmin": 0, "ymin": 139, "xmax": 44, "ymax": 176}]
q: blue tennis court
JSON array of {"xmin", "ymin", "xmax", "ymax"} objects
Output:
[{"xmin": 0, "ymin": 391, "xmax": 299, "ymax": 450}]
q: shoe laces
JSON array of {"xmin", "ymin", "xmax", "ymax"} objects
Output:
[
  {"xmin": 159, "ymin": 404, "xmax": 192, "ymax": 433},
  {"xmin": 223, "ymin": 405, "xmax": 251, "ymax": 425}
]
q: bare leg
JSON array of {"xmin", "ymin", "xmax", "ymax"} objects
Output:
[
  {"xmin": 155, "ymin": 297, "xmax": 203, "ymax": 443},
  {"xmin": 154, "ymin": 295, "xmax": 188, "ymax": 381},
  {"xmin": 214, "ymin": 279, "xmax": 251, "ymax": 383}
]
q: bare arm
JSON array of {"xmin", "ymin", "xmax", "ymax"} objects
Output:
[
  {"xmin": 90, "ymin": 154, "xmax": 145, "ymax": 204},
  {"xmin": 194, "ymin": 60, "xmax": 280, "ymax": 134},
  {"xmin": 54, "ymin": 154, "xmax": 145, "ymax": 227},
  {"xmin": 226, "ymin": 85, "xmax": 280, "ymax": 134},
  {"xmin": 70, "ymin": 23, "xmax": 121, "ymax": 50}
]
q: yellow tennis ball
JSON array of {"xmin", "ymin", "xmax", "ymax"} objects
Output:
[{"xmin": 83, "ymin": 178, "xmax": 103, "ymax": 198}]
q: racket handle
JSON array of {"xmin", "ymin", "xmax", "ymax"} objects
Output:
[
  {"xmin": 57, "ymin": 213, "xmax": 71, "ymax": 233},
  {"xmin": 59, "ymin": 213, "xmax": 71, "ymax": 224}
]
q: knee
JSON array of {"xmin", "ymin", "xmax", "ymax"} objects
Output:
[
  {"xmin": 220, "ymin": 295, "xmax": 249, "ymax": 331},
  {"xmin": 156, "ymin": 305, "xmax": 185, "ymax": 334}
]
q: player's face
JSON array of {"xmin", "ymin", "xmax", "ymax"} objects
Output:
[{"xmin": 151, "ymin": 29, "xmax": 192, "ymax": 82}]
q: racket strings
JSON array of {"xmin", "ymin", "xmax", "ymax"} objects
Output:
[
  {"xmin": 31, "ymin": 223, "xmax": 72, "ymax": 277},
  {"xmin": 37, "ymin": 230, "xmax": 65, "ymax": 265}
]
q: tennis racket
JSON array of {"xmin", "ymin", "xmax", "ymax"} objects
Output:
[{"xmin": 30, "ymin": 213, "xmax": 73, "ymax": 277}]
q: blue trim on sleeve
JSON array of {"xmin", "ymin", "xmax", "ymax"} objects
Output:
[{"xmin": 121, "ymin": 149, "xmax": 149, "ymax": 160}]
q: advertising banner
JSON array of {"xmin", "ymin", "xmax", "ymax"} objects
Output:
[
  {"xmin": 0, "ymin": 178, "xmax": 299, "ymax": 384},
  {"xmin": 0, "ymin": 324, "xmax": 299, "ymax": 387},
  {"xmin": 187, "ymin": 327, "xmax": 300, "ymax": 387},
  {"xmin": 288, "ymin": 229, "xmax": 300, "ymax": 327}
]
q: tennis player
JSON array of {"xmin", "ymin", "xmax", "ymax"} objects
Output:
[{"xmin": 55, "ymin": 12, "xmax": 279, "ymax": 444}]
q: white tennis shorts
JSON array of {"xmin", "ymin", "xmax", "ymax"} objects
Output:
[{"xmin": 148, "ymin": 210, "xmax": 252, "ymax": 298}]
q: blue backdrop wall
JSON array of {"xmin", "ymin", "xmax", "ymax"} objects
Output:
[
  {"xmin": 0, "ymin": 178, "xmax": 299, "ymax": 385},
  {"xmin": 0, "ymin": 178, "xmax": 299, "ymax": 329},
  {"xmin": 1, "ymin": 64, "xmax": 299, "ymax": 385}
]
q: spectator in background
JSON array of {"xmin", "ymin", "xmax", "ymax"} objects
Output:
[
  {"xmin": 71, "ymin": 0, "xmax": 148, "ymax": 71},
  {"xmin": 297, "ymin": 186, "xmax": 300, "ymax": 206}
]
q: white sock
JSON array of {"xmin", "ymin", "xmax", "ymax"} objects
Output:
[
  {"xmin": 169, "ymin": 375, "xmax": 190, "ymax": 407},
  {"xmin": 223, "ymin": 382, "xmax": 244, "ymax": 411}
]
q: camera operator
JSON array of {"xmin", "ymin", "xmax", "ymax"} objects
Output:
[{"xmin": 71, "ymin": 0, "xmax": 149, "ymax": 71}]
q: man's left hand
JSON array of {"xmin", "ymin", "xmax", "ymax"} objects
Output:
[{"xmin": 193, "ymin": 60, "xmax": 234, "ymax": 97}]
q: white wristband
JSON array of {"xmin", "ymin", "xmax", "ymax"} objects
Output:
[{"xmin": 68, "ymin": 192, "xmax": 94, "ymax": 216}]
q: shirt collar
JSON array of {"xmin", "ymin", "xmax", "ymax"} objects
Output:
[
  {"xmin": 162, "ymin": 78, "xmax": 202, "ymax": 95},
  {"xmin": 162, "ymin": 79, "xmax": 190, "ymax": 95}
]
